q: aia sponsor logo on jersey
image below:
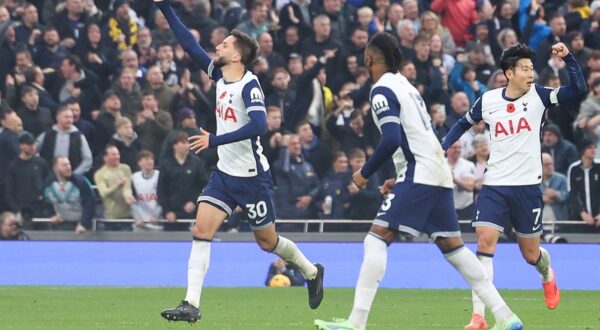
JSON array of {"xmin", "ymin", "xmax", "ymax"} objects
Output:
[
  {"xmin": 216, "ymin": 102, "xmax": 237, "ymax": 122},
  {"xmin": 494, "ymin": 117, "xmax": 532, "ymax": 137}
]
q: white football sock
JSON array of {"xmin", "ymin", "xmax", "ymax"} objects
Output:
[
  {"xmin": 534, "ymin": 247, "xmax": 552, "ymax": 282},
  {"xmin": 184, "ymin": 240, "xmax": 211, "ymax": 308},
  {"xmin": 348, "ymin": 233, "xmax": 388, "ymax": 329},
  {"xmin": 272, "ymin": 236, "xmax": 317, "ymax": 280},
  {"xmin": 445, "ymin": 247, "xmax": 513, "ymax": 323},
  {"xmin": 472, "ymin": 253, "xmax": 494, "ymax": 317}
]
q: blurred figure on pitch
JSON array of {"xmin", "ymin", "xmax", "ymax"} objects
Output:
[
  {"xmin": 44, "ymin": 156, "xmax": 95, "ymax": 233},
  {"xmin": 0, "ymin": 212, "xmax": 29, "ymax": 240},
  {"xmin": 265, "ymin": 258, "xmax": 305, "ymax": 287},
  {"xmin": 131, "ymin": 150, "xmax": 163, "ymax": 232}
]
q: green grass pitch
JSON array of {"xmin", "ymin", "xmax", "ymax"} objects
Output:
[{"xmin": 0, "ymin": 287, "xmax": 598, "ymax": 329}]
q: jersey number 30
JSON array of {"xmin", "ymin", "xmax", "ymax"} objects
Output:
[{"xmin": 246, "ymin": 201, "xmax": 268, "ymax": 219}]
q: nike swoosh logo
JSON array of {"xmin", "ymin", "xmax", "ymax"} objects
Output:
[
  {"xmin": 533, "ymin": 224, "xmax": 541, "ymax": 231},
  {"xmin": 489, "ymin": 109, "xmax": 501, "ymax": 114},
  {"xmin": 255, "ymin": 217, "xmax": 267, "ymax": 225},
  {"xmin": 376, "ymin": 212, "xmax": 386, "ymax": 217}
]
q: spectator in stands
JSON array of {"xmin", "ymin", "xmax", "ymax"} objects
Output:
[
  {"xmin": 468, "ymin": 134, "xmax": 489, "ymax": 197},
  {"xmin": 419, "ymin": 10, "xmax": 456, "ymax": 55},
  {"xmin": 44, "ymin": 156, "xmax": 94, "ymax": 233},
  {"xmin": 536, "ymin": 14, "xmax": 567, "ymax": 68},
  {"xmin": 430, "ymin": 103, "xmax": 450, "ymax": 142},
  {"xmin": 273, "ymin": 134, "xmax": 320, "ymax": 223},
  {"xmin": 236, "ymin": 0, "xmax": 270, "ymax": 39},
  {"xmin": 103, "ymin": 0, "xmax": 138, "ymax": 50},
  {"xmin": 144, "ymin": 65, "xmax": 177, "ymax": 111},
  {"xmin": 158, "ymin": 132, "xmax": 208, "ymax": 231},
  {"xmin": 299, "ymin": 15, "xmax": 344, "ymax": 77},
  {"xmin": 110, "ymin": 117, "xmax": 141, "ymax": 171},
  {"xmin": 402, "ymin": 0, "xmax": 420, "ymax": 30},
  {"xmin": 135, "ymin": 26, "xmax": 156, "ymax": 67},
  {"xmin": 567, "ymin": 139, "xmax": 600, "ymax": 229},
  {"xmin": 447, "ymin": 141, "xmax": 475, "ymax": 220},
  {"xmin": 345, "ymin": 148, "xmax": 380, "ymax": 221},
  {"xmin": 0, "ymin": 211, "xmax": 29, "ymax": 240},
  {"xmin": 459, "ymin": 120, "xmax": 489, "ymax": 160},
  {"xmin": 94, "ymin": 144, "xmax": 135, "ymax": 229},
  {"xmin": 317, "ymin": 151, "xmax": 351, "ymax": 220},
  {"xmin": 52, "ymin": 0, "xmax": 88, "ymax": 48},
  {"xmin": 111, "ymin": 68, "xmax": 141, "ymax": 120},
  {"xmin": 450, "ymin": 52, "xmax": 487, "ymax": 106},
  {"xmin": 212, "ymin": 0, "xmax": 246, "ymax": 32},
  {"xmin": 155, "ymin": 43, "xmax": 180, "ymax": 86},
  {"xmin": 412, "ymin": 33, "xmax": 433, "ymax": 87},
  {"xmin": 22, "ymin": 66, "xmax": 59, "ymax": 114},
  {"xmin": 53, "ymin": 55, "xmax": 102, "ymax": 120},
  {"xmin": 131, "ymin": 150, "xmax": 162, "ymax": 232},
  {"xmin": 396, "ymin": 19, "xmax": 416, "ymax": 60},
  {"xmin": 541, "ymin": 152, "xmax": 569, "ymax": 224},
  {"xmin": 431, "ymin": 0, "xmax": 478, "ymax": 47},
  {"xmin": 466, "ymin": 45, "xmax": 496, "ymax": 86},
  {"xmin": 327, "ymin": 109, "xmax": 373, "ymax": 155},
  {"xmin": 258, "ymin": 32, "xmax": 286, "ymax": 70},
  {"xmin": 384, "ymin": 3, "xmax": 404, "ymax": 33},
  {"xmin": 33, "ymin": 27, "xmax": 70, "ymax": 70},
  {"xmin": 14, "ymin": 3, "xmax": 42, "ymax": 47},
  {"xmin": 14, "ymin": 49, "xmax": 34, "ymax": 83},
  {"xmin": 445, "ymin": 91, "xmax": 470, "ymax": 127},
  {"xmin": 486, "ymin": 69, "xmax": 508, "ymax": 89},
  {"xmin": 69, "ymin": 99, "xmax": 97, "ymax": 155},
  {"xmin": 575, "ymin": 78, "xmax": 600, "ymax": 141},
  {"xmin": 95, "ymin": 90, "xmax": 122, "ymax": 152},
  {"xmin": 266, "ymin": 67, "xmax": 296, "ymax": 125},
  {"xmin": 151, "ymin": 10, "xmax": 176, "ymax": 47},
  {"xmin": 296, "ymin": 121, "xmax": 332, "ymax": 180},
  {"xmin": 17, "ymin": 86, "xmax": 52, "ymax": 137},
  {"xmin": 36, "ymin": 106, "xmax": 93, "ymax": 175},
  {"xmin": 278, "ymin": 26, "xmax": 302, "ymax": 61},
  {"xmin": 4, "ymin": 132, "xmax": 50, "ymax": 226},
  {"xmin": 0, "ymin": 109, "xmax": 21, "ymax": 212},
  {"xmin": 0, "ymin": 24, "xmax": 17, "ymax": 91},
  {"xmin": 121, "ymin": 49, "xmax": 147, "ymax": 83},
  {"xmin": 135, "ymin": 90, "xmax": 173, "ymax": 158},
  {"xmin": 76, "ymin": 23, "xmax": 118, "ymax": 91},
  {"xmin": 261, "ymin": 106, "xmax": 287, "ymax": 166},
  {"xmin": 567, "ymin": 31, "xmax": 592, "ymax": 69},
  {"xmin": 542, "ymin": 124, "xmax": 579, "ymax": 175}
]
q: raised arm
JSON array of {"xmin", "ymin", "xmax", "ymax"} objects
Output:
[
  {"xmin": 535, "ymin": 44, "xmax": 588, "ymax": 107},
  {"xmin": 441, "ymin": 97, "xmax": 482, "ymax": 150},
  {"xmin": 154, "ymin": 0, "xmax": 221, "ymax": 80}
]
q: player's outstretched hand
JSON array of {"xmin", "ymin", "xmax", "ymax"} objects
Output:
[
  {"xmin": 352, "ymin": 170, "xmax": 368, "ymax": 189},
  {"xmin": 188, "ymin": 128, "xmax": 211, "ymax": 154},
  {"xmin": 551, "ymin": 42, "xmax": 570, "ymax": 58},
  {"xmin": 379, "ymin": 178, "xmax": 396, "ymax": 196}
]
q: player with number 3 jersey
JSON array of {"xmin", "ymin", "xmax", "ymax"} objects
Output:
[{"xmin": 442, "ymin": 43, "xmax": 587, "ymax": 329}]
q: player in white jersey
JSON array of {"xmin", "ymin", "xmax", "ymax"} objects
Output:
[
  {"xmin": 315, "ymin": 32, "xmax": 522, "ymax": 330},
  {"xmin": 154, "ymin": 0, "xmax": 324, "ymax": 324},
  {"xmin": 441, "ymin": 43, "xmax": 587, "ymax": 329}
]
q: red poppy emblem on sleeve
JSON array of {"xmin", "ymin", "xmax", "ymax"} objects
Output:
[{"xmin": 506, "ymin": 103, "xmax": 515, "ymax": 113}]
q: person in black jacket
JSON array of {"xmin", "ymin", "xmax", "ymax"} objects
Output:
[
  {"xmin": 261, "ymin": 106, "xmax": 289, "ymax": 167},
  {"xmin": 109, "ymin": 117, "xmax": 141, "ymax": 172},
  {"xmin": 51, "ymin": 55, "xmax": 102, "ymax": 120},
  {"xmin": 345, "ymin": 148, "xmax": 380, "ymax": 222},
  {"xmin": 4, "ymin": 132, "xmax": 51, "ymax": 228},
  {"xmin": 157, "ymin": 131, "xmax": 209, "ymax": 231},
  {"xmin": 326, "ymin": 108, "xmax": 375, "ymax": 155},
  {"xmin": 0, "ymin": 109, "xmax": 21, "ymax": 213},
  {"xmin": 51, "ymin": 0, "xmax": 89, "ymax": 48},
  {"xmin": 17, "ymin": 86, "xmax": 53, "ymax": 137},
  {"xmin": 22, "ymin": 66, "xmax": 60, "ymax": 114},
  {"xmin": 316, "ymin": 151, "xmax": 351, "ymax": 223},
  {"xmin": 296, "ymin": 121, "xmax": 332, "ymax": 180},
  {"xmin": 567, "ymin": 139, "xmax": 600, "ymax": 231},
  {"xmin": 542, "ymin": 124, "xmax": 579, "ymax": 175}
]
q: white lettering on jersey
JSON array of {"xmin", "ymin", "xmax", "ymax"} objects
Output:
[{"xmin": 372, "ymin": 94, "xmax": 390, "ymax": 115}]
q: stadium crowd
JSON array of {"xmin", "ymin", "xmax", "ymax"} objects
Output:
[{"xmin": 1, "ymin": 0, "xmax": 600, "ymax": 237}]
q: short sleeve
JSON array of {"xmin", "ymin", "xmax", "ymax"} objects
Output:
[
  {"xmin": 241, "ymin": 79, "xmax": 266, "ymax": 113},
  {"xmin": 465, "ymin": 97, "xmax": 483, "ymax": 124},
  {"xmin": 370, "ymin": 86, "xmax": 401, "ymax": 129}
]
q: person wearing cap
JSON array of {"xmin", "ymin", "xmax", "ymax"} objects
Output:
[
  {"xmin": 17, "ymin": 86, "xmax": 52, "ymax": 137},
  {"xmin": 4, "ymin": 131, "xmax": 51, "ymax": 226},
  {"xmin": 541, "ymin": 123, "xmax": 578, "ymax": 175},
  {"xmin": 567, "ymin": 139, "xmax": 600, "ymax": 230},
  {"xmin": 95, "ymin": 89, "xmax": 123, "ymax": 151}
]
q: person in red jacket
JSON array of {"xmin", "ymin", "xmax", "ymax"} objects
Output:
[{"xmin": 431, "ymin": 0, "xmax": 479, "ymax": 47}]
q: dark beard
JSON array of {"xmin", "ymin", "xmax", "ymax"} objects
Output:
[{"xmin": 214, "ymin": 58, "xmax": 227, "ymax": 67}]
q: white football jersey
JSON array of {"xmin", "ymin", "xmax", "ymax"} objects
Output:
[
  {"xmin": 370, "ymin": 72, "xmax": 453, "ymax": 188},
  {"xmin": 131, "ymin": 170, "xmax": 162, "ymax": 220},
  {"xmin": 465, "ymin": 84, "xmax": 558, "ymax": 186},
  {"xmin": 208, "ymin": 64, "xmax": 270, "ymax": 177}
]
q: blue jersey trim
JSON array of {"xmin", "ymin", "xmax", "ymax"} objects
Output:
[
  {"xmin": 250, "ymin": 135, "xmax": 266, "ymax": 175},
  {"xmin": 399, "ymin": 125, "xmax": 415, "ymax": 182}
]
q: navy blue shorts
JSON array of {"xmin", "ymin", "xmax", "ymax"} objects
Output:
[
  {"xmin": 473, "ymin": 185, "xmax": 543, "ymax": 237},
  {"xmin": 373, "ymin": 182, "xmax": 460, "ymax": 239},
  {"xmin": 197, "ymin": 169, "xmax": 276, "ymax": 231}
]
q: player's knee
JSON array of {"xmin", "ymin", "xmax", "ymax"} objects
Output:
[
  {"xmin": 192, "ymin": 226, "xmax": 213, "ymax": 241},
  {"xmin": 476, "ymin": 236, "xmax": 497, "ymax": 253},
  {"xmin": 256, "ymin": 237, "xmax": 276, "ymax": 252}
]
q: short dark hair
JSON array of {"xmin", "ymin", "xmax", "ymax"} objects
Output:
[
  {"xmin": 266, "ymin": 106, "xmax": 281, "ymax": 114},
  {"xmin": 62, "ymin": 54, "xmax": 82, "ymax": 72},
  {"xmin": 413, "ymin": 33, "xmax": 431, "ymax": 46},
  {"xmin": 103, "ymin": 143, "xmax": 118, "ymax": 156},
  {"xmin": 142, "ymin": 90, "xmax": 156, "ymax": 98},
  {"xmin": 270, "ymin": 67, "xmax": 289, "ymax": 81},
  {"xmin": 20, "ymin": 86, "xmax": 37, "ymax": 98},
  {"xmin": 332, "ymin": 151, "xmax": 347, "ymax": 163},
  {"xmin": 499, "ymin": 43, "xmax": 535, "ymax": 75},
  {"xmin": 56, "ymin": 105, "xmax": 72, "ymax": 117},
  {"xmin": 170, "ymin": 131, "xmax": 189, "ymax": 146},
  {"xmin": 348, "ymin": 148, "xmax": 366, "ymax": 160},
  {"xmin": 295, "ymin": 120, "xmax": 312, "ymax": 133},
  {"xmin": 0, "ymin": 108, "xmax": 16, "ymax": 121},
  {"xmin": 366, "ymin": 32, "xmax": 404, "ymax": 73},
  {"xmin": 23, "ymin": 65, "xmax": 41, "ymax": 83},
  {"xmin": 231, "ymin": 29, "xmax": 259, "ymax": 66},
  {"xmin": 136, "ymin": 149, "xmax": 155, "ymax": 162},
  {"xmin": 350, "ymin": 109, "xmax": 363, "ymax": 121}
]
